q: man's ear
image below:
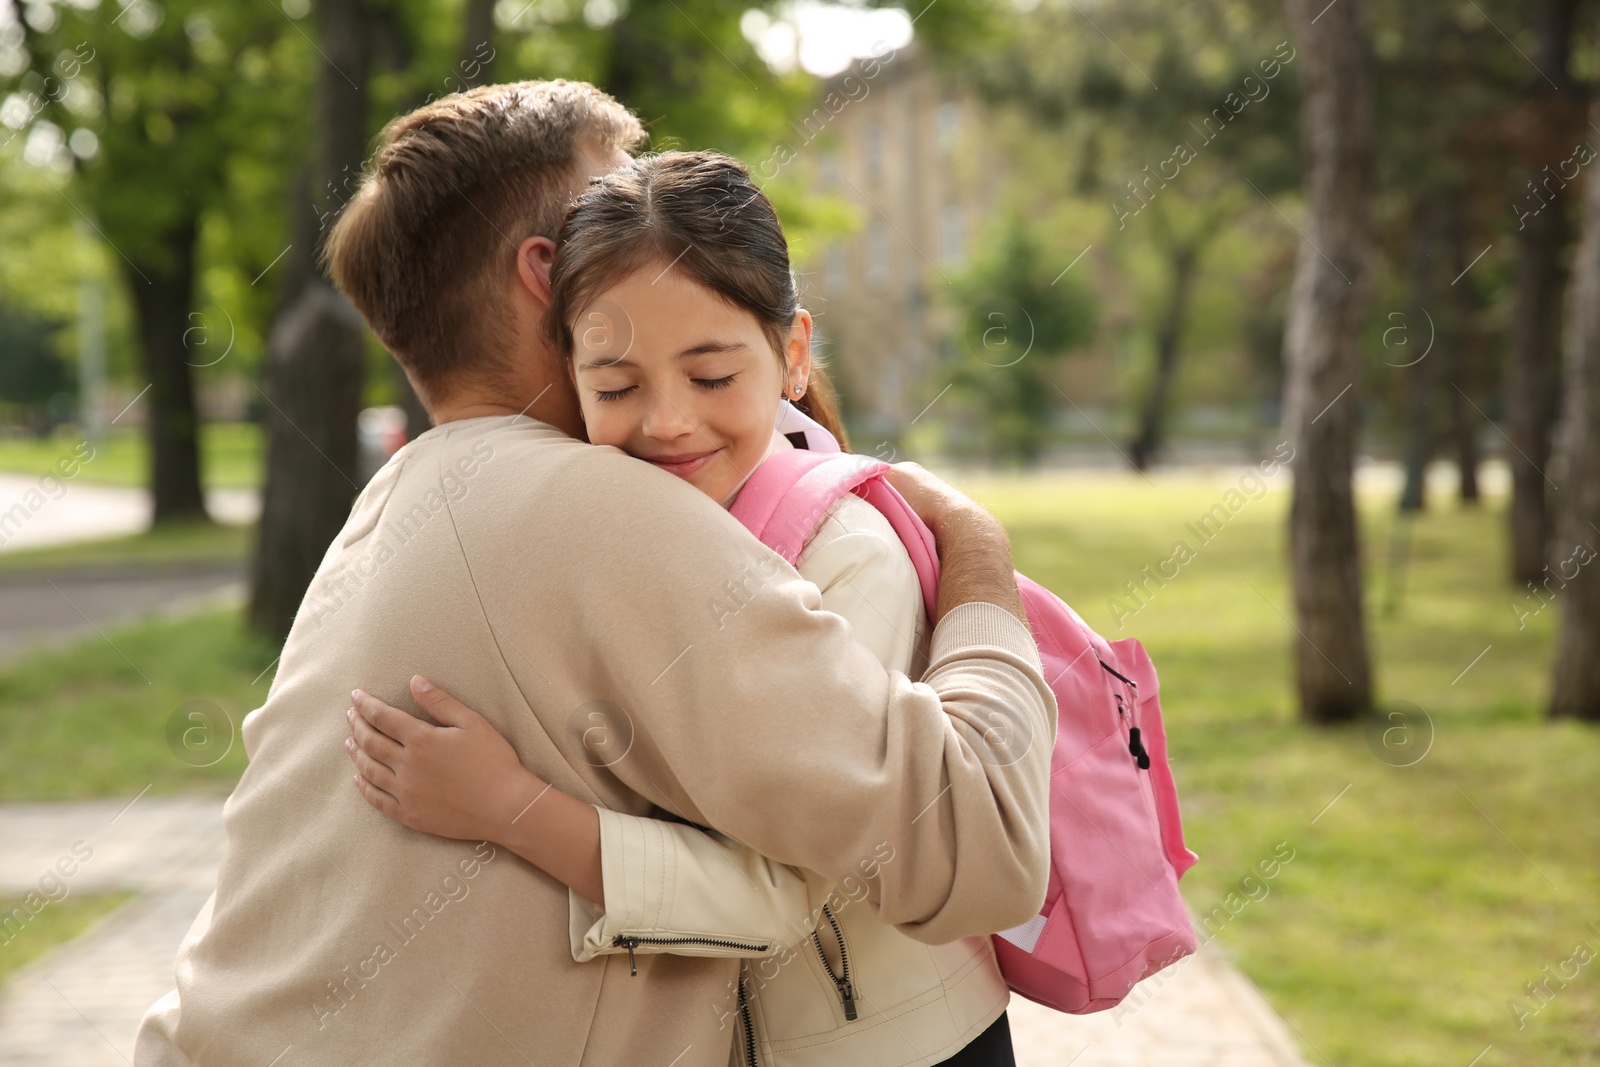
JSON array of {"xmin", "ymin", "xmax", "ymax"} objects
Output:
[{"xmin": 516, "ymin": 236, "xmax": 558, "ymax": 305}]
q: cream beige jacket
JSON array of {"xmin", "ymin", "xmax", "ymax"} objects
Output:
[
  {"xmin": 570, "ymin": 492, "xmax": 1012, "ymax": 1067},
  {"xmin": 134, "ymin": 417, "xmax": 1055, "ymax": 1067}
]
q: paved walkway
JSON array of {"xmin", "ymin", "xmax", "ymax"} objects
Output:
[
  {"xmin": 0, "ymin": 565, "xmax": 245, "ymax": 666},
  {"xmin": 0, "ymin": 798, "xmax": 1313, "ymax": 1067},
  {"xmin": 0, "ymin": 799, "xmax": 225, "ymax": 1067},
  {"xmin": 0, "ymin": 475, "xmax": 257, "ymax": 557}
]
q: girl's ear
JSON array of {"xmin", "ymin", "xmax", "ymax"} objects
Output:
[
  {"xmin": 785, "ymin": 309, "xmax": 814, "ymax": 397},
  {"xmin": 516, "ymin": 236, "xmax": 558, "ymax": 305}
]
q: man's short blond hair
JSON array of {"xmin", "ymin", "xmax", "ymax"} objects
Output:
[{"xmin": 323, "ymin": 80, "xmax": 646, "ymax": 403}]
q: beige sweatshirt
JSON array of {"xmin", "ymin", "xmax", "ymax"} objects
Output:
[{"xmin": 134, "ymin": 415, "xmax": 1055, "ymax": 1067}]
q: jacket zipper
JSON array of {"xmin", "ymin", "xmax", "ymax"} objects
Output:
[
  {"xmin": 809, "ymin": 903, "xmax": 857, "ymax": 1021},
  {"xmin": 612, "ymin": 934, "xmax": 771, "ymax": 977},
  {"xmin": 737, "ymin": 969, "xmax": 759, "ymax": 1067}
]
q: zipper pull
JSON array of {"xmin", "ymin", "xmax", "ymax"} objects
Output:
[
  {"xmin": 1128, "ymin": 727, "xmax": 1151, "ymax": 770},
  {"xmin": 838, "ymin": 979, "xmax": 858, "ymax": 1021},
  {"xmin": 616, "ymin": 935, "xmax": 639, "ymax": 976}
]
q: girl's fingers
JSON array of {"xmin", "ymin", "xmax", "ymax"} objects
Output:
[
  {"xmin": 345, "ymin": 736, "xmax": 398, "ymax": 794},
  {"xmin": 351, "ymin": 772, "xmax": 402, "ymax": 820},
  {"xmin": 351, "ymin": 689, "xmax": 424, "ymax": 745},
  {"xmin": 347, "ymin": 705, "xmax": 405, "ymax": 767},
  {"xmin": 411, "ymin": 675, "xmax": 486, "ymax": 730}
]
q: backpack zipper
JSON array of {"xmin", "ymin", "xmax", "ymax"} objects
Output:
[
  {"xmin": 809, "ymin": 903, "xmax": 857, "ymax": 1020},
  {"xmin": 613, "ymin": 934, "xmax": 772, "ymax": 976},
  {"xmin": 1104, "ymin": 661, "xmax": 1152, "ymax": 770}
]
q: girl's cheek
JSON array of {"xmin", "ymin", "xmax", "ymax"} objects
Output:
[{"xmin": 582, "ymin": 407, "xmax": 632, "ymax": 449}]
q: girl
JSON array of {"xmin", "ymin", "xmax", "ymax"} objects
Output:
[{"xmin": 344, "ymin": 151, "xmax": 1019, "ymax": 1067}]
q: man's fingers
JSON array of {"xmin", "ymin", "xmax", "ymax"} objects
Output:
[
  {"xmin": 411, "ymin": 675, "xmax": 484, "ymax": 730},
  {"xmin": 351, "ymin": 689, "xmax": 424, "ymax": 744},
  {"xmin": 344, "ymin": 736, "xmax": 398, "ymax": 793},
  {"xmin": 347, "ymin": 705, "xmax": 405, "ymax": 766}
]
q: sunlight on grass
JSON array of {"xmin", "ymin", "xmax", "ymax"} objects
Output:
[
  {"xmin": 0, "ymin": 521, "xmax": 250, "ymax": 574},
  {"xmin": 0, "ymin": 608, "xmax": 274, "ymax": 799},
  {"xmin": 0, "ymin": 423, "xmax": 261, "ymax": 491}
]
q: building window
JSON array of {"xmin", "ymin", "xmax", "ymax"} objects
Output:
[
  {"xmin": 863, "ymin": 122, "xmax": 884, "ymax": 181},
  {"xmin": 939, "ymin": 204, "xmax": 964, "ymax": 264},
  {"xmin": 824, "ymin": 242, "xmax": 848, "ymax": 294},
  {"xmin": 866, "ymin": 219, "xmax": 890, "ymax": 289},
  {"xmin": 936, "ymin": 100, "xmax": 961, "ymax": 149}
]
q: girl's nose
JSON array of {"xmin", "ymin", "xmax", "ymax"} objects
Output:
[{"xmin": 641, "ymin": 386, "xmax": 697, "ymax": 441}]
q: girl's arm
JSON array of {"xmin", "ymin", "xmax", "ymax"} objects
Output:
[
  {"xmin": 348, "ymin": 679, "xmax": 832, "ymax": 958},
  {"xmin": 346, "ymin": 678, "xmax": 607, "ymax": 906}
]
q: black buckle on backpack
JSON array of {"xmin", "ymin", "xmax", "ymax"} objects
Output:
[{"xmin": 1128, "ymin": 727, "xmax": 1151, "ymax": 770}]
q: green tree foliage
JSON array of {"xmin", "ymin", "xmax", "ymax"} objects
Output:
[
  {"xmin": 944, "ymin": 212, "xmax": 1096, "ymax": 464},
  {"xmin": 2, "ymin": 0, "xmax": 301, "ymax": 520},
  {"xmin": 956, "ymin": 0, "xmax": 1301, "ymax": 467}
]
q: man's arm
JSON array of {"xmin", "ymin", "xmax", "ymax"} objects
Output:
[{"xmin": 886, "ymin": 462, "xmax": 1027, "ymax": 625}]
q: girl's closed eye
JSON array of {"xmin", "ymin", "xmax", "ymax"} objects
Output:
[
  {"xmin": 694, "ymin": 374, "xmax": 737, "ymax": 391},
  {"xmin": 593, "ymin": 385, "xmax": 636, "ymax": 402}
]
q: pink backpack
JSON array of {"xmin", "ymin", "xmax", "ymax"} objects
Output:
[{"xmin": 730, "ymin": 447, "xmax": 1198, "ymax": 1014}]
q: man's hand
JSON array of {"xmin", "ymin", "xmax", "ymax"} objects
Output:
[
  {"xmin": 884, "ymin": 461, "xmax": 986, "ymax": 537},
  {"xmin": 885, "ymin": 462, "xmax": 1026, "ymax": 626}
]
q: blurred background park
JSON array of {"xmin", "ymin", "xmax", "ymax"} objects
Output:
[{"xmin": 1, "ymin": 0, "xmax": 1599, "ymax": 1063}]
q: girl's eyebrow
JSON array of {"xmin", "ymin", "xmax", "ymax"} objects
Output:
[
  {"xmin": 576, "ymin": 355, "xmax": 635, "ymax": 370},
  {"xmin": 576, "ymin": 340, "xmax": 748, "ymax": 371},
  {"xmin": 677, "ymin": 340, "xmax": 748, "ymax": 358}
]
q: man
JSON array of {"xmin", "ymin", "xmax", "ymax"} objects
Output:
[{"xmin": 135, "ymin": 79, "xmax": 1054, "ymax": 1066}]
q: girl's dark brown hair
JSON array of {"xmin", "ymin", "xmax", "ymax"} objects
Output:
[{"xmin": 545, "ymin": 150, "xmax": 849, "ymax": 449}]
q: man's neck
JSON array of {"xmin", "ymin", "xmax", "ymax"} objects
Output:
[
  {"xmin": 432, "ymin": 400, "xmax": 533, "ymax": 424},
  {"xmin": 430, "ymin": 392, "xmax": 583, "ymax": 438}
]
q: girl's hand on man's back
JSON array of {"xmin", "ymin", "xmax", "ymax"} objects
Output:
[{"xmin": 344, "ymin": 676, "xmax": 548, "ymax": 843}]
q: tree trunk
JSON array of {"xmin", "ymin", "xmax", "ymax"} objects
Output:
[
  {"xmin": 1507, "ymin": 0, "xmax": 1580, "ymax": 584},
  {"xmin": 1550, "ymin": 95, "xmax": 1600, "ymax": 722},
  {"xmin": 246, "ymin": 284, "xmax": 367, "ymax": 639},
  {"xmin": 126, "ymin": 215, "xmax": 209, "ymax": 525},
  {"xmin": 1398, "ymin": 199, "xmax": 1443, "ymax": 513},
  {"xmin": 1280, "ymin": 0, "xmax": 1376, "ymax": 724},
  {"xmin": 456, "ymin": 0, "xmax": 498, "ymax": 87},
  {"xmin": 1448, "ymin": 207, "xmax": 1482, "ymax": 504},
  {"xmin": 1129, "ymin": 242, "xmax": 1200, "ymax": 471},
  {"xmin": 247, "ymin": 0, "xmax": 373, "ymax": 642}
]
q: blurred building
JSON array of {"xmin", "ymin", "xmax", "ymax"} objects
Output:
[{"xmin": 790, "ymin": 46, "xmax": 1004, "ymax": 446}]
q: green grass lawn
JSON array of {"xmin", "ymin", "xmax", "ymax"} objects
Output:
[
  {"xmin": 0, "ymin": 892, "xmax": 136, "ymax": 987},
  {"xmin": 0, "ymin": 422, "xmax": 261, "ymax": 491},
  {"xmin": 963, "ymin": 469, "xmax": 1599, "ymax": 1067},
  {"xmin": 0, "ymin": 468, "xmax": 1592, "ymax": 1064},
  {"xmin": 0, "ymin": 520, "xmax": 251, "ymax": 574},
  {"xmin": 0, "ymin": 608, "xmax": 274, "ymax": 799}
]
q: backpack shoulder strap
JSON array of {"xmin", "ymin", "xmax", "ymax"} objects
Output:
[{"xmin": 728, "ymin": 449, "xmax": 940, "ymax": 615}]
